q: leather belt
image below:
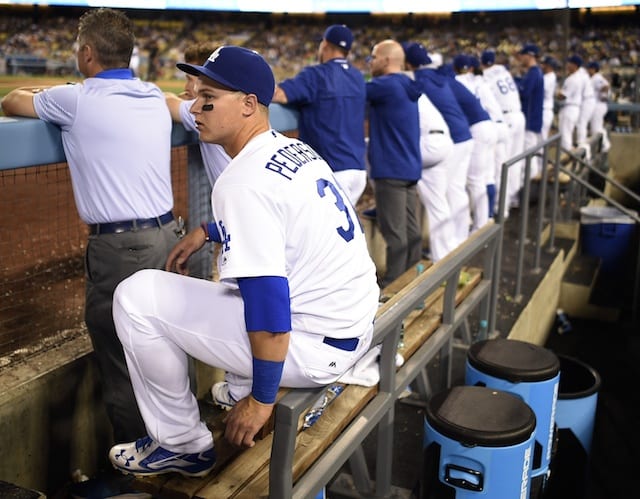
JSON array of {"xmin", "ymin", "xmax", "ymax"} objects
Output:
[
  {"xmin": 428, "ymin": 130, "xmax": 445, "ymax": 134},
  {"xmin": 89, "ymin": 211, "xmax": 174, "ymax": 235},
  {"xmin": 323, "ymin": 336, "xmax": 359, "ymax": 351}
]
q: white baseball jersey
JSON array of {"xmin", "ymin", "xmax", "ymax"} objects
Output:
[
  {"xmin": 559, "ymin": 71, "xmax": 583, "ymax": 107},
  {"xmin": 591, "ymin": 72, "xmax": 610, "ymax": 102},
  {"xmin": 213, "ymin": 129, "xmax": 379, "ymax": 338},
  {"xmin": 474, "ymin": 74, "xmax": 504, "ymax": 123},
  {"xmin": 558, "ymin": 71, "xmax": 582, "ymax": 150},
  {"xmin": 481, "ymin": 64, "xmax": 522, "ymax": 114},
  {"xmin": 179, "ymin": 99, "xmax": 231, "ymax": 186}
]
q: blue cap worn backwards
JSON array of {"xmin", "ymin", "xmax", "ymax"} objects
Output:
[
  {"xmin": 323, "ymin": 24, "xmax": 353, "ymax": 51},
  {"xmin": 177, "ymin": 46, "xmax": 275, "ymax": 106}
]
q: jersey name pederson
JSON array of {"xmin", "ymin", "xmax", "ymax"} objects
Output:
[{"xmin": 265, "ymin": 141, "xmax": 323, "ymax": 180}]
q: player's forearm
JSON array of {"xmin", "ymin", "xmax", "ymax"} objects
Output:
[
  {"xmin": 1, "ymin": 89, "xmax": 38, "ymax": 117},
  {"xmin": 249, "ymin": 331, "xmax": 290, "ymax": 362}
]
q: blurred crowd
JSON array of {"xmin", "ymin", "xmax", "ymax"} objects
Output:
[{"xmin": 1, "ymin": 10, "xmax": 639, "ymax": 102}]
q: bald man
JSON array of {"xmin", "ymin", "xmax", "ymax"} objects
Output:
[{"xmin": 366, "ymin": 40, "xmax": 423, "ymax": 286}]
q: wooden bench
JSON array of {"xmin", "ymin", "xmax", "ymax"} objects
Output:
[{"xmin": 131, "ymin": 222, "xmax": 500, "ymax": 499}]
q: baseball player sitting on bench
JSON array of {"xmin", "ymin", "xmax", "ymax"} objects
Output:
[{"xmin": 108, "ymin": 45, "xmax": 380, "ymax": 477}]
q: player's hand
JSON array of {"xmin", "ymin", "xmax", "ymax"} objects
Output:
[
  {"xmin": 165, "ymin": 227, "xmax": 206, "ymax": 274},
  {"xmin": 223, "ymin": 396, "xmax": 274, "ymax": 448}
]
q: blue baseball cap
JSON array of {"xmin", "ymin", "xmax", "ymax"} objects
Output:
[
  {"xmin": 177, "ymin": 46, "xmax": 275, "ymax": 106},
  {"xmin": 468, "ymin": 55, "xmax": 480, "ymax": 69},
  {"xmin": 587, "ymin": 61, "xmax": 600, "ymax": 70},
  {"xmin": 323, "ymin": 24, "xmax": 353, "ymax": 51},
  {"xmin": 567, "ymin": 55, "xmax": 583, "ymax": 67},
  {"xmin": 542, "ymin": 56, "xmax": 559, "ymax": 69},
  {"xmin": 481, "ymin": 50, "xmax": 496, "ymax": 65},
  {"xmin": 519, "ymin": 44, "xmax": 539, "ymax": 56},
  {"xmin": 453, "ymin": 54, "xmax": 470, "ymax": 70},
  {"xmin": 404, "ymin": 42, "xmax": 431, "ymax": 67}
]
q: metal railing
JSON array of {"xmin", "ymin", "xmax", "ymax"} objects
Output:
[{"xmin": 492, "ymin": 131, "xmax": 640, "ymax": 328}]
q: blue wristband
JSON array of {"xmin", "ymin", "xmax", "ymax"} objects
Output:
[{"xmin": 252, "ymin": 357, "xmax": 284, "ymax": 404}]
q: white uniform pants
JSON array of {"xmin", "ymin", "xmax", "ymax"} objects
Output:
[
  {"xmin": 112, "ymin": 269, "xmax": 373, "ymax": 452},
  {"xmin": 444, "ymin": 138, "xmax": 474, "ymax": 247},
  {"xmin": 503, "ymin": 111, "xmax": 526, "ymax": 213},
  {"xmin": 468, "ymin": 120, "xmax": 497, "ymax": 232},
  {"xmin": 541, "ymin": 108, "xmax": 554, "ymax": 141},
  {"xmin": 524, "ymin": 130, "xmax": 543, "ymax": 179},
  {"xmin": 558, "ymin": 104, "xmax": 580, "ymax": 152},
  {"xmin": 421, "ymin": 130, "xmax": 454, "ymax": 169},
  {"xmin": 333, "ymin": 169, "xmax": 368, "ymax": 208},
  {"xmin": 577, "ymin": 97, "xmax": 597, "ymax": 145},
  {"xmin": 589, "ymin": 101, "xmax": 611, "ymax": 152},
  {"xmin": 417, "ymin": 157, "xmax": 457, "ymax": 262}
]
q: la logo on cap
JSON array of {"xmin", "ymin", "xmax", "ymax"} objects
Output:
[{"xmin": 208, "ymin": 48, "xmax": 222, "ymax": 63}]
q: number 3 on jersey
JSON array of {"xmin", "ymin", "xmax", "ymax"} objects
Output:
[{"xmin": 316, "ymin": 178, "xmax": 361, "ymax": 242}]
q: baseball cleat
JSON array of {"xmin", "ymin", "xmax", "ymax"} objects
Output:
[
  {"xmin": 109, "ymin": 436, "xmax": 215, "ymax": 477},
  {"xmin": 211, "ymin": 381, "xmax": 236, "ymax": 411}
]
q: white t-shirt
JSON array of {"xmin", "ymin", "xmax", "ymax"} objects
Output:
[{"xmin": 212, "ymin": 130, "xmax": 379, "ymax": 338}]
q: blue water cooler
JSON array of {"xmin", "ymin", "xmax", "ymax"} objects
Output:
[
  {"xmin": 546, "ymin": 354, "xmax": 602, "ymax": 497},
  {"xmin": 421, "ymin": 385, "xmax": 536, "ymax": 498},
  {"xmin": 465, "ymin": 338, "xmax": 560, "ymax": 497}
]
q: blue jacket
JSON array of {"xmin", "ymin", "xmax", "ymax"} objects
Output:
[
  {"xmin": 279, "ymin": 58, "xmax": 366, "ymax": 172},
  {"xmin": 446, "ymin": 77, "xmax": 492, "ymax": 126},
  {"xmin": 414, "ymin": 68, "xmax": 472, "ymax": 144},
  {"xmin": 517, "ymin": 65, "xmax": 544, "ymax": 133},
  {"xmin": 366, "ymin": 72, "xmax": 422, "ymax": 181}
]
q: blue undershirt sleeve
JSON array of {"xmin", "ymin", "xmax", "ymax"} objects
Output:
[{"xmin": 237, "ymin": 276, "xmax": 291, "ymax": 333}]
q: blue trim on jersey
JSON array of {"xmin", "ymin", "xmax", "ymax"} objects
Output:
[
  {"xmin": 237, "ymin": 276, "xmax": 292, "ymax": 333},
  {"xmin": 94, "ymin": 68, "xmax": 135, "ymax": 80}
]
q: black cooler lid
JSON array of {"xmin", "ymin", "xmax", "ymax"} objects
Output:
[
  {"xmin": 468, "ymin": 338, "xmax": 560, "ymax": 382},
  {"xmin": 426, "ymin": 385, "xmax": 537, "ymax": 447}
]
